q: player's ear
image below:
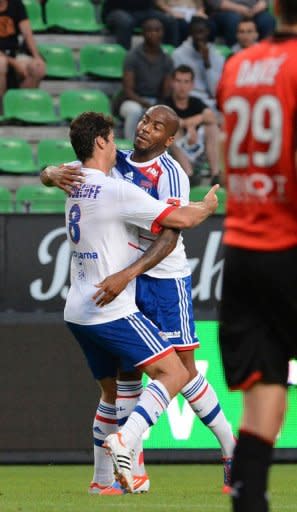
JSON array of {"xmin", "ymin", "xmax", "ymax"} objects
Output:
[
  {"xmin": 95, "ymin": 135, "xmax": 106, "ymax": 150},
  {"xmin": 164, "ymin": 135, "xmax": 175, "ymax": 149}
]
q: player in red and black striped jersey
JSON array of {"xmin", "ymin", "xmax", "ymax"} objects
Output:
[{"xmin": 217, "ymin": 1, "xmax": 297, "ymax": 510}]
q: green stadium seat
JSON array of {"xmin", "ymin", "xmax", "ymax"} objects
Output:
[
  {"xmin": 3, "ymin": 89, "xmax": 59, "ymax": 124},
  {"xmin": 23, "ymin": 0, "xmax": 47, "ymax": 32},
  {"xmin": 115, "ymin": 138, "xmax": 133, "ymax": 150},
  {"xmin": 38, "ymin": 44, "xmax": 79, "ymax": 78},
  {"xmin": 215, "ymin": 44, "xmax": 232, "ymax": 59},
  {"xmin": 46, "ymin": 0, "xmax": 104, "ymax": 33},
  {"xmin": 80, "ymin": 44, "xmax": 126, "ymax": 78},
  {"xmin": 0, "ymin": 138, "xmax": 37, "ymax": 174},
  {"xmin": 190, "ymin": 185, "xmax": 226, "ymax": 214},
  {"xmin": 0, "ymin": 186, "xmax": 13, "ymax": 213},
  {"xmin": 37, "ymin": 139, "xmax": 76, "ymax": 169},
  {"xmin": 15, "ymin": 185, "xmax": 66, "ymax": 213},
  {"xmin": 161, "ymin": 44, "xmax": 175, "ymax": 55},
  {"xmin": 60, "ymin": 89, "xmax": 111, "ymax": 120}
]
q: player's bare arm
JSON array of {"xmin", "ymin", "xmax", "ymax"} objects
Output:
[
  {"xmin": 40, "ymin": 164, "xmax": 85, "ymax": 192},
  {"xmin": 93, "ymin": 229, "xmax": 180, "ymax": 307},
  {"xmin": 162, "ymin": 184, "xmax": 219, "ymax": 229}
]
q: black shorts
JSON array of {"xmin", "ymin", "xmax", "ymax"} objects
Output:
[{"xmin": 219, "ymin": 245, "xmax": 297, "ymax": 390}]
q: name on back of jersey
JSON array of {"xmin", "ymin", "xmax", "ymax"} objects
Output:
[
  {"xmin": 236, "ymin": 54, "xmax": 287, "ymax": 86},
  {"xmin": 69, "ymin": 184, "xmax": 102, "ymax": 200}
]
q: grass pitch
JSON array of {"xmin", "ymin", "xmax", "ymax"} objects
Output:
[{"xmin": 0, "ymin": 464, "xmax": 296, "ymax": 512}]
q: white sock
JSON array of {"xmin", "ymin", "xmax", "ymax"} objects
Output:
[
  {"xmin": 116, "ymin": 380, "xmax": 145, "ymax": 476},
  {"xmin": 182, "ymin": 373, "xmax": 235, "ymax": 458},
  {"xmin": 92, "ymin": 400, "xmax": 118, "ymax": 486},
  {"xmin": 120, "ymin": 380, "xmax": 170, "ymax": 451}
]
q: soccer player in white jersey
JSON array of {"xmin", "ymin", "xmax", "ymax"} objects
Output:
[
  {"xmin": 60, "ymin": 110, "xmax": 219, "ymax": 493},
  {"xmin": 41, "ymin": 105, "xmax": 235, "ymax": 495}
]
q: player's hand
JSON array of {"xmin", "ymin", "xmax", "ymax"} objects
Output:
[
  {"xmin": 92, "ymin": 270, "xmax": 130, "ymax": 307},
  {"xmin": 45, "ymin": 163, "xmax": 85, "ymax": 193},
  {"xmin": 202, "ymin": 184, "xmax": 220, "ymax": 214}
]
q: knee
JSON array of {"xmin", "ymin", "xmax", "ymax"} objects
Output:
[
  {"xmin": 0, "ymin": 55, "xmax": 8, "ymax": 74},
  {"xmin": 107, "ymin": 10, "xmax": 133, "ymax": 30},
  {"xmin": 120, "ymin": 100, "xmax": 143, "ymax": 119},
  {"xmin": 29, "ymin": 59, "xmax": 46, "ymax": 80}
]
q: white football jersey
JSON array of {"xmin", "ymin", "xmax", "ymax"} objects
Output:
[
  {"xmin": 64, "ymin": 168, "xmax": 174, "ymax": 325},
  {"xmin": 113, "ymin": 150, "xmax": 191, "ymax": 278}
]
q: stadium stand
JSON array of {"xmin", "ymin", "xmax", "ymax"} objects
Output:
[
  {"xmin": 38, "ymin": 44, "xmax": 80, "ymax": 79},
  {"xmin": 0, "ymin": 186, "xmax": 13, "ymax": 213},
  {"xmin": 3, "ymin": 89, "xmax": 60, "ymax": 124},
  {"xmin": 46, "ymin": 0, "xmax": 104, "ymax": 33},
  {"xmin": 0, "ymin": 138, "xmax": 37, "ymax": 175},
  {"xmin": 80, "ymin": 43, "xmax": 126, "ymax": 79},
  {"xmin": 60, "ymin": 89, "xmax": 111, "ymax": 120},
  {"xmin": 37, "ymin": 139, "xmax": 77, "ymax": 169},
  {"xmin": 23, "ymin": 0, "xmax": 48, "ymax": 32},
  {"xmin": 15, "ymin": 184, "xmax": 66, "ymax": 213}
]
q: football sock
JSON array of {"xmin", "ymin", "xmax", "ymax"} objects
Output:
[
  {"xmin": 120, "ymin": 380, "xmax": 170, "ymax": 450},
  {"xmin": 231, "ymin": 430, "xmax": 273, "ymax": 512},
  {"xmin": 116, "ymin": 380, "xmax": 145, "ymax": 475},
  {"xmin": 182, "ymin": 373, "xmax": 235, "ymax": 457},
  {"xmin": 92, "ymin": 400, "xmax": 118, "ymax": 486}
]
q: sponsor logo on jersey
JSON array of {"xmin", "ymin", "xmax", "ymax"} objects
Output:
[
  {"xmin": 124, "ymin": 171, "xmax": 134, "ymax": 183},
  {"xmin": 140, "ymin": 179, "xmax": 152, "ymax": 190},
  {"xmin": 161, "ymin": 330, "xmax": 181, "ymax": 339},
  {"xmin": 72, "ymin": 251, "xmax": 98, "ymax": 259}
]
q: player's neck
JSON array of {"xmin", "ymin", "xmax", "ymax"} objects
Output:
[
  {"xmin": 130, "ymin": 149, "xmax": 164, "ymax": 163},
  {"xmin": 83, "ymin": 156, "xmax": 110, "ymax": 174}
]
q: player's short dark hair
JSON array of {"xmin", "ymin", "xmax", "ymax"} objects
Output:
[
  {"xmin": 172, "ymin": 65, "xmax": 195, "ymax": 80},
  {"xmin": 70, "ymin": 111, "xmax": 114, "ymax": 163},
  {"xmin": 279, "ymin": 0, "xmax": 297, "ymax": 23}
]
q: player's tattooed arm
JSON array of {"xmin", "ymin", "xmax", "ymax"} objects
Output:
[
  {"xmin": 92, "ymin": 229, "xmax": 180, "ymax": 307},
  {"xmin": 40, "ymin": 164, "xmax": 85, "ymax": 193}
]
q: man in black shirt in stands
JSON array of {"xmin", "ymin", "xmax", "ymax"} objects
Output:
[
  {"xmin": 102, "ymin": 0, "xmax": 179, "ymax": 49},
  {"xmin": 0, "ymin": 0, "xmax": 45, "ymax": 104},
  {"xmin": 165, "ymin": 64, "xmax": 221, "ymax": 184}
]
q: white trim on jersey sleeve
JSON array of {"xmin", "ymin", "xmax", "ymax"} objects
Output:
[
  {"xmin": 158, "ymin": 153, "xmax": 190, "ymax": 206},
  {"xmin": 116, "ymin": 179, "xmax": 174, "ymax": 233}
]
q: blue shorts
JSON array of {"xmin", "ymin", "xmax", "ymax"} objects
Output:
[
  {"xmin": 66, "ymin": 312, "xmax": 174, "ymax": 381},
  {"xmin": 136, "ymin": 274, "xmax": 199, "ymax": 351}
]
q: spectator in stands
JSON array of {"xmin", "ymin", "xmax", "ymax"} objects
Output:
[
  {"xmin": 205, "ymin": 0, "xmax": 275, "ymax": 47},
  {"xmin": 154, "ymin": 0, "xmax": 208, "ymax": 45},
  {"xmin": 117, "ymin": 18, "xmax": 173, "ymax": 141},
  {"xmin": 0, "ymin": 0, "xmax": 45, "ymax": 106},
  {"xmin": 172, "ymin": 16, "xmax": 225, "ymax": 111},
  {"xmin": 165, "ymin": 65, "xmax": 220, "ymax": 184},
  {"xmin": 231, "ymin": 17, "xmax": 258, "ymax": 53},
  {"xmin": 101, "ymin": 0, "xmax": 179, "ymax": 49}
]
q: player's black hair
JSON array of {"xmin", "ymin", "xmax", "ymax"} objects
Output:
[
  {"xmin": 70, "ymin": 111, "xmax": 114, "ymax": 163},
  {"xmin": 279, "ymin": 0, "xmax": 297, "ymax": 23},
  {"xmin": 172, "ymin": 65, "xmax": 195, "ymax": 80}
]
